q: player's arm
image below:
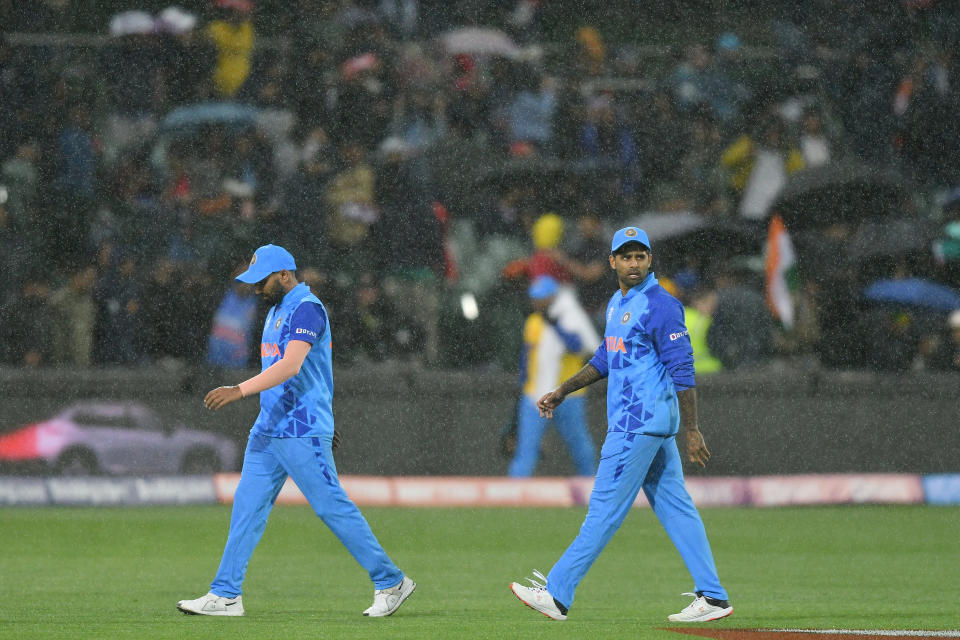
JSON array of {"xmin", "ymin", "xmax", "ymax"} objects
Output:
[
  {"xmin": 204, "ymin": 341, "xmax": 311, "ymax": 410},
  {"xmin": 537, "ymin": 339, "xmax": 608, "ymax": 418},
  {"xmin": 677, "ymin": 388, "xmax": 709, "ymax": 468},
  {"xmin": 648, "ymin": 296, "xmax": 710, "ymax": 467}
]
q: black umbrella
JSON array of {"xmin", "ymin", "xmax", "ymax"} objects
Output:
[
  {"xmin": 771, "ymin": 161, "xmax": 907, "ymax": 230},
  {"xmin": 627, "ymin": 212, "xmax": 764, "ymax": 274},
  {"xmin": 844, "ymin": 217, "xmax": 937, "ymax": 263}
]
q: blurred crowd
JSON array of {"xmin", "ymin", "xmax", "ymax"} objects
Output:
[{"xmin": 1, "ymin": 0, "xmax": 960, "ymax": 374}]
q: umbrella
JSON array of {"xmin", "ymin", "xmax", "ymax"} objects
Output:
[
  {"xmin": 771, "ymin": 160, "xmax": 907, "ymax": 230},
  {"xmin": 844, "ymin": 217, "xmax": 937, "ymax": 263},
  {"xmin": 440, "ymin": 27, "xmax": 521, "ymax": 59},
  {"xmin": 629, "ymin": 212, "xmax": 764, "ymax": 258},
  {"xmin": 863, "ymin": 278, "xmax": 960, "ymax": 311},
  {"xmin": 160, "ymin": 102, "xmax": 258, "ymax": 133}
]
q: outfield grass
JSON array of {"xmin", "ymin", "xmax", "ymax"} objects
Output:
[{"xmin": 1, "ymin": 505, "xmax": 957, "ymax": 639}]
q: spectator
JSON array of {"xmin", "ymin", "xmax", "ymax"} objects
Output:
[
  {"xmin": 505, "ymin": 70, "xmax": 557, "ymax": 153},
  {"xmin": 273, "ymin": 127, "xmax": 338, "ymax": 267},
  {"xmin": 102, "ymin": 11, "xmax": 161, "ymax": 165},
  {"xmin": 579, "ymin": 93, "xmax": 639, "ymax": 202},
  {"xmin": 798, "ymin": 106, "xmax": 832, "ymax": 168},
  {"xmin": 93, "ymin": 249, "xmax": 143, "ymax": 365},
  {"xmin": 721, "ymin": 114, "xmax": 805, "ymax": 220},
  {"xmin": 928, "ymin": 309, "xmax": 960, "ymax": 371},
  {"xmin": 502, "ymin": 212, "xmax": 572, "ymax": 284},
  {"xmin": 55, "ymin": 104, "xmax": 99, "ymax": 265},
  {"xmin": 334, "ymin": 52, "xmax": 393, "ymax": 149},
  {"xmin": 372, "ymin": 137, "xmax": 444, "ymax": 363},
  {"xmin": 157, "ymin": 6, "xmax": 213, "ymax": 106},
  {"xmin": 556, "ymin": 210, "xmax": 609, "ymax": 320},
  {"xmin": 324, "ymin": 140, "xmax": 378, "ymax": 274},
  {"xmin": 707, "ymin": 266, "xmax": 774, "ymax": 369},
  {"xmin": 49, "ymin": 265, "xmax": 97, "ymax": 367},
  {"xmin": 1, "ymin": 137, "xmax": 39, "ymax": 234},
  {"xmin": 684, "ymin": 286, "xmax": 723, "ymax": 374},
  {"xmin": 207, "ymin": 0, "xmax": 256, "ymax": 98},
  {"xmin": 207, "ymin": 276, "xmax": 258, "ymax": 370},
  {"xmin": 337, "ymin": 271, "xmax": 423, "ymax": 363},
  {"xmin": 0, "ymin": 273, "xmax": 53, "ymax": 367}
]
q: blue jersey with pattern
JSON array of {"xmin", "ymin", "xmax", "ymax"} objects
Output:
[
  {"xmin": 588, "ymin": 273, "xmax": 695, "ymax": 437},
  {"xmin": 252, "ymin": 282, "xmax": 334, "ymax": 439}
]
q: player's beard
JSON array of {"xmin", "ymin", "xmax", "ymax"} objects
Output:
[{"xmin": 259, "ymin": 282, "xmax": 285, "ymax": 306}]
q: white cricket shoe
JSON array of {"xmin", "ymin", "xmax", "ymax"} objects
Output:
[
  {"xmin": 363, "ymin": 576, "xmax": 416, "ymax": 617},
  {"xmin": 667, "ymin": 591, "xmax": 733, "ymax": 622},
  {"xmin": 509, "ymin": 570, "xmax": 567, "ymax": 621},
  {"xmin": 177, "ymin": 592, "xmax": 244, "ymax": 616}
]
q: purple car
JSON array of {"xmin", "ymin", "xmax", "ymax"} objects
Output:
[{"xmin": 0, "ymin": 401, "xmax": 238, "ymax": 475}]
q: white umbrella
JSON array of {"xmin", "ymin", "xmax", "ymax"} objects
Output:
[
  {"xmin": 109, "ymin": 10, "xmax": 156, "ymax": 37},
  {"xmin": 440, "ymin": 27, "xmax": 521, "ymax": 59}
]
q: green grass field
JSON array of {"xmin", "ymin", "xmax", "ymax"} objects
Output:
[{"xmin": 1, "ymin": 505, "xmax": 957, "ymax": 639}]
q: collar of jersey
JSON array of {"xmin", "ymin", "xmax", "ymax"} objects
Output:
[
  {"xmin": 619, "ymin": 272, "xmax": 657, "ymax": 302},
  {"xmin": 276, "ymin": 282, "xmax": 309, "ymax": 309}
]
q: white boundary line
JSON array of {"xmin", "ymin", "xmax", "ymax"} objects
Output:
[{"xmin": 769, "ymin": 631, "xmax": 960, "ymax": 637}]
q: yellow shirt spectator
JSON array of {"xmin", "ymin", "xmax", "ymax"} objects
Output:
[{"xmin": 208, "ymin": 19, "xmax": 254, "ymax": 97}]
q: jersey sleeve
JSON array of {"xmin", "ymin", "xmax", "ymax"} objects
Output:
[
  {"xmin": 647, "ymin": 294, "xmax": 696, "ymax": 390},
  {"xmin": 288, "ymin": 301, "xmax": 327, "ymax": 345},
  {"xmin": 587, "ymin": 339, "xmax": 609, "ymax": 378}
]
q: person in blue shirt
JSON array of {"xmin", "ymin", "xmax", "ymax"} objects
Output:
[
  {"xmin": 510, "ymin": 227, "xmax": 732, "ymax": 624},
  {"xmin": 177, "ymin": 244, "xmax": 415, "ymax": 618}
]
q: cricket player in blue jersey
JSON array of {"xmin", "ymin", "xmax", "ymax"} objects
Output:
[
  {"xmin": 177, "ymin": 244, "xmax": 415, "ymax": 618},
  {"xmin": 510, "ymin": 227, "xmax": 733, "ymax": 623}
]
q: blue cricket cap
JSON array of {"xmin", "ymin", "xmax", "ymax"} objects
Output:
[
  {"xmin": 235, "ymin": 244, "xmax": 297, "ymax": 284},
  {"xmin": 610, "ymin": 227, "xmax": 651, "ymax": 254},
  {"xmin": 528, "ymin": 275, "xmax": 560, "ymax": 300}
]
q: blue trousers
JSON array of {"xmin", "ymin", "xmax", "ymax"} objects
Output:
[
  {"xmin": 546, "ymin": 431, "xmax": 727, "ymax": 609},
  {"xmin": 210, "ymin": 433, "xmax": 403, "ymax": 597},
  {"xmin": 509, "ymin": 396, "xmax": 597, "ymax": 477}
]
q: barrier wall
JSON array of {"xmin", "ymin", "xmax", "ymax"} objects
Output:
[
  {"xmin": 4, "ymin": 473, "xmax": 958, "ymax": 507},
  {"xmin": 0, "ymin": 366, "xmax": 958, "ymax": 477}
]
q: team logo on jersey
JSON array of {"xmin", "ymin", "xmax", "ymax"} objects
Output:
[
  {"xmin": 625, "ymin": 228, "xmax": 637, "ymax": 237},
  {"xmin": 275, "ymin": 316, "xmax": 283, "ymax": 329},
  {"xmin": 606, "ymin": 336, "xmax": 627, "ymax": 353},
  {"xmin": 621, "ymin": 311, "xmax": 631, "ymax": 324},
  {"xmin": 261, "ymin": 342, "xmax": 281, "ymax": 357}
]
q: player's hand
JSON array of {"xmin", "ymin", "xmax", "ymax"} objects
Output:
[
  {"xmin": 536, "ymin": 388, "xmax": 566, "ymax": 418},
  {"xmin": 684, "ymin": 429, "xmax": 711, "ymax": 468},
  {"xmin": 332, "ymin": 428, "xmax": 342, "ymax": 450},
  {"xmin": 204, "ymin": 386, "xmax": 243, "ymax": 411}
]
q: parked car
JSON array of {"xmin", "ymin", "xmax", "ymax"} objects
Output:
[{"xmin": 0, "ymin": 401, "xmax": 238, "ymax": 475}]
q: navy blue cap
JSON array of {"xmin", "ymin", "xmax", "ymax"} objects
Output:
[
  {"xmin": 235, "ymin": 244, "xmax": 297, "ymax": 284},
  {"xmin": 528, "ymin": 275, "xmax": 560, "ymax": 300},
  {"xmin": 610, "ymin": 227, "xmax": 651, "ymax": 254}
]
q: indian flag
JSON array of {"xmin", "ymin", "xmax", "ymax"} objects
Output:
[{"xmin": 765, "ymin": 214, "xmax": 798, "ymax": 329}]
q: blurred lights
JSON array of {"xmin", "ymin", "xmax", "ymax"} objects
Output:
[{"xmin": 460, "ymin": 293, "xmax": 479, "ymax": 321}]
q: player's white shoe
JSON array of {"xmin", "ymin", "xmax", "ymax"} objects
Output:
[
  {"xmin": 509, "ymin": 570, "xmax": 567, "ymax": 621},
  {"xmin": 363, "ymin": 576, "xmax": 416, "ymax": 617},
  {"xmin": 667, "ymin": 591, "xmax": 733, "ymax": 622},
  {"xmin": 177, "ymin": 592, "xmax": 244, "ymax": 616}
]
